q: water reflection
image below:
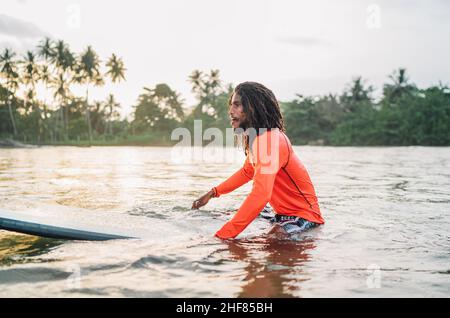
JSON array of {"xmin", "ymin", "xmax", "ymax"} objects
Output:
[
  {"xmin": 0, "ymin": 234, "xmax": 62, "ymax": 266},
  {"xmin": 225, "ymin": 229, "xmax": 317, "ymax": 298}
]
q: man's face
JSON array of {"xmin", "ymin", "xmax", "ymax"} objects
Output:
[{"xmin": 229, "ymin": 93, "xmax": 247, "ymax": 130}]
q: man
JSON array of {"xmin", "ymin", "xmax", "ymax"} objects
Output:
[{"xmin": 192, "ymin": 82, "xmax": 324, "ymax": 239}]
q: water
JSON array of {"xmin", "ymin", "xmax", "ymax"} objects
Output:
[{"xmin": 0, "ymin": 146, "xmax": 449, "ymax": 297}]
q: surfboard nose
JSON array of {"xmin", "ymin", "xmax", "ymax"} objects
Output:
[{"xmin": 0, "ymin": 209, "xmax": 134, "ymax": 241}]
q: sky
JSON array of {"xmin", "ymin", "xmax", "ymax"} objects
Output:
[{"xmin": 1, "ymin": 0, "xmax": 450, "ymax": 118}]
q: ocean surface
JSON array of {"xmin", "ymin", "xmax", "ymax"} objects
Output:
[{"xmin": 0, "ymin": 146, "xmax": 449, "ymax": 297}]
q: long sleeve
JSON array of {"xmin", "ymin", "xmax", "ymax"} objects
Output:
[
  {"xmin": 213, "ymin": 156, "xmax": 254, "ymax": 197},
  {"xmin": 215, "ymin": 132, "xmax": 286, "ymax": 239}
]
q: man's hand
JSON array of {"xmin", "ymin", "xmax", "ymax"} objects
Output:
[{"xmin": 192, "ymin": 189, "xmax": 215, "ymax": 210}]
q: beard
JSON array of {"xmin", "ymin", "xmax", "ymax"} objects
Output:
[
  {"xmin": 233, "ymin": 125, "xmax": 246, "ymax": 135},
  {"xmin": 234, "ymin": 119, "xmax": 249, "ymax": 133}
]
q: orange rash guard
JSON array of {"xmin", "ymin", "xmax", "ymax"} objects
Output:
[{"xmin": 213, "ymin": 129, "xmax": 324, "ymax": 239}]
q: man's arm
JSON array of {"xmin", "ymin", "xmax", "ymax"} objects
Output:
[
  {"xmin": 213, "ymin": 156, "xmax": 254, "ymax": 197},
  {"xmin": 191, "ymin": 156, "xmax": 254, "ymax": 210},
  {"xmin": 215, "ymin": 158, "xmax": 279, "ymax": 239}
]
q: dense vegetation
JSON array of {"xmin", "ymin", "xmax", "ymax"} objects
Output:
[
  {"xmin": 1, "ymin": 38, "xmax": 449, "ymax": 146},
  {"xmin": 283, "ymin": 72, "xmax": 450, "ymax": 146}
]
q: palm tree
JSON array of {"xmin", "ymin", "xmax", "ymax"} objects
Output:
[
  {"xmin": 91, "ymin": 100, "xmax": 105, "ymax": 133},
  {"xmin": 341, "ymin": 77, "xmax": 374, "ymax": 113},
  {"xmin": 76, "ymin": 46, "xmax": 104, "ymax": 143},
  {"xmin": 189, "ymin": 70, "xmax": 205, "ymax": 117},
  {"xmin": 205, "ymin": 69, "xmax": 222, "ymax": 117},
  {"xmin": 38, "ymin": 64, "xmax": 52, "ymax": 137},
  {"xmin": 189, "ymin": 70, "xmax": 203, "ymax": 96},
  {"xmin": 347, "ymin": 77, "xmax": 373, "ymax": 102},
  {"xmin": 37, "ymin": 37, "xmax": 55, "ymax": 62},
  {"xmin": 0, "ymin": 48, "xmax": 20, "ymax": 136},
  {"xmin": 22, "ymin": 51, "xmax": 40, "ymax": 111},
  {"xmin": 47, "ymin": 40, "xmax": 76, "ymax": 140},
  {"xmin": 22, "ymin": 50, "xmax": 43, "ymax": 141},
  {"xmin": 103, "ymin": 94, "xmax": 121, "ymax": 135},
  {"xmin": 104, "ymin": 54, "xmax": 126, "ymax": 137},
  {"xmin": 52, "ymin": 40, "xmax": 76, "ymax": 72},
  {"xmin": 37, "ymin": 37, "xmax": 55, "ymax": 140},
  {"xmin": 208, "ymin": 69, "xmax": 221, "ymax": 92},
  {"xmin": 188, "ymin": 69, "xmax": 223, "ymax": 118},
  {"xmin": 105, "ymin": 54, "xmax": 126, "ymax": 84},
  {"xmin": 50, "ymin": 73, "xmax": 70, "ymax": 136},
  {"xmin": 383, "ymin": 68, "xmax": 417, "ymax": 104}
]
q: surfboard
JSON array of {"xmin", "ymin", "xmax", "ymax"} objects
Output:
[
  {"xmin": 0, "ymin": 203, "xmax": 217, "ymax": 242},
  {"xmin": 0, "ymin": 199, "xmax": 239, "ymax": 242},
  {"xmin": 0, "ymin": 208, "xmax": 135, "ymax": 241}
]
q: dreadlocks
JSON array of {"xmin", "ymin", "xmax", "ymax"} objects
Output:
[{"xmin": 229, "ymin": 82, "xmax": 285, "ymax": 155}]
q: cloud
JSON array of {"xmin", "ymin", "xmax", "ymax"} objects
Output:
[
  {"xmin": 274, "ymin": 35, "xmax": 333, "ymax": 48},
  {"xmin": 0, "ymin": 14, "xmax": 49, "ymax": 39},
  {"xmin": 268, "ymin": 76, "xmax": 349, "ymax": 101},
  {"xmin": 0, "ymin": 39, "xmax": 41, "ymax": 54}
]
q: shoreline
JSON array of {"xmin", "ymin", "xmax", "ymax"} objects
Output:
[
  {"xmin": 1, "ymin": 138, "xmax": 449, "ymax": 149},
  {"xmin": 0, "ymin": 139, "xmax": 38, "ymax": 149},
  {"xmin": 0, "ymin": 136, "xmax": 176, "ymax": 148}
]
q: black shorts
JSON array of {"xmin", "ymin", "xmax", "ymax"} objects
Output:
[{"xmin": 260, "ymin": 206, "xmax": 320, "ymax": 234}]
